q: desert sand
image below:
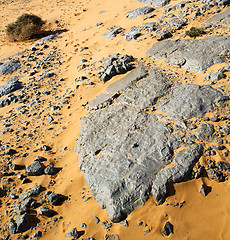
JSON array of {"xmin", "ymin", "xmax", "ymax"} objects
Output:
[{"xmin": 0, "ymin": 0, "xmax": 230, "ymax": 239}]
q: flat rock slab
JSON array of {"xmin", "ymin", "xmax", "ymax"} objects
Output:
[
  {"xmin": 205, "ymin": 8, "xmax": 230, "ymax": 26},
  {"xmin": 76, "ymin": 66, "xmax": 227, "ymax": 222},
  {"xmin": 126, "ymin": 7, "xmax": 154, "ymax": 19},
  {"xmin": 146, "ymin": 35, "xmax": 230, "ymax": 72},
  {"xmin": 0, "ymin": 60, "xmax": 21, "ymax": 75},
  {"xmin": 0, "ymin": 80, "xmax": 22, "ymax": 97}
]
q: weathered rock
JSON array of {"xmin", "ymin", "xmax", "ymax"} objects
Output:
[
  {"xmin": 152, "ymin": 144, "xmax": 202, "ymax": 205},
  {"xmin": 156, "ymin": 84, "xmax": 226, "ymax": 120},
  {"xmin": 0, "ymin": 80, "xmax": 22, "ymax": 97},
  {"xmin": 161, "ymin": 221, "xmax": 174, "ymax": 236},
  {"xmin": 193, "ymin": 124, "xmax": 215, "ymax": 142},
  {"xmin": 200, "ymin": 183, "xmax": 211, "ymax": 196},
  {"xmin": 8, "ymin": 218, "xmax": 17, "ymax": 234},
  {"xmin": 126, "ymin": 7, "xmax": 154, "ymax": 19},
  {"xmin": 25, "ymin": 160, "xmax": 45, "ymax": 176},
  {"xmin": 37, "ymin": 207, "xmax": 57, "ymax": 217},
  {"xmin": 216, "ymin": 161, "xmax": 230, "ymax": 171},
  {"xmin": 207, "ymin": 168, "xmax": 225, "ymax": 182},
  {"xmin": 146, "ymin": 35, "xmax": 230, "ymax": 72},
  {"xmin": 0, "ymin": 60, "xmax": 21, "ymax": 75},
  {"xmin": 103, "ymin": 27, "xmax": 124, "ymax": 39},
  {"xmin": 66, "ymin": 227, "xmax": 78, "ymax": 238},
  {"xmin": 48, "ymin": 192, "xmax": 66, "ymax": 205},
  {"xmin": 124, "ymin": 27, "xmax": 142, "ymax": 41},
  {"xmin": 44, "ymin": 163, "xmax": 55, "ymax": 175},
  {"xmin": 205, "ymin": 8, "xmax": 230, "ymax": 26},
  {"xmin": 76, "ymin": 65, "xmax": 218, "ymax": 221},
  {"xmin": 15, "ymin": 213, "xmax": 31, "ymax": 233},
  {"xmin": 138, "ymin": 0, "xmax": 170, "ymax": 8}
]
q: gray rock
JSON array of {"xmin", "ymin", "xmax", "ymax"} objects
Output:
[
  {"xmin": 44, "ymin": 163, "xmax": 55, "ymax": 175},
  {"xmin": 0, "ymin": 60, "xmax": 21, "ymax": 75},
  {"xmin": 126, "ymin": 7, "xmax": 154, "ymax": 19},
  {"xmin": 200, "ymin": 184, "xmax": 210, "ymax": 196},
  {"xmin": 37, "ymin": 207, "xmax": 57, "ymax": 217},
  {"xmin": 152, "ymin": 144, "xmax": 202, "ymax": 205},
  {"xmin": 25, "ymin": 160, "xmax": 45, "ymax": 176},
  {"xmin": 206, "ymin": 8, "xmax": 230, "ymax": 26},
  {"xmin": 8, "ymin": 218, "xmax": 17, "ymax": 234},
  {"xmin": 207, "ymin": 168, "xmax": 224, "ymax": 182},
  {"xmin": 156, "ymin": 28, "xmax": 172, "ymax": 40},
  {"xmin": 0, "ymin": 80, "xmax": 22, "ymax": 97},
  {"xmin": 156, "ymin": 84, "xmax": 226, "ymax": 120},
  {"xmin": 138, "ymin": 0, "xmax": 170, "ymax": 8},
  {"xmin": 193, "ymin": 124, "xmax": 215, "ymax": 142},
  {"xmin": 48, "ymin": 192, "xmax": 66, "ymax": 205},
  {"xmin": 66, "ymin": 227, "xmax": 78, "ymax": 238},
  {"xmin": 103, "ymin": 27, "xmax": 124, "ymax": 39},
  {"xmin": 32, "ymin": 231, "xmax": 42, "ymax": 238},
  {"xmin": 217, "ymin": 161, "xmax": 230, "ymax": 171},
  {"xmin": 15, "ymin": 213, "xmax": 31, "ymax": 233},
  {"xmin": 125, "ymin": 27, "xmax": 142, "ymax": 41},
  {"xmin": 146, "ymin": 35, "xmax": 230, "ymax": 73},
  {"xmin": 76, "ymin": 65, "xmax": 216, "ymax": 221},
  {"xmin": 161, "ymin": 221, "xmax": 174, "ymax": 236},
  {"xmin": 18, "ymin": 184, "xmax": 42, "ymax": 203}
]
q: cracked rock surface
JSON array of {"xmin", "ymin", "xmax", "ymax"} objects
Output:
[{"xmin": 76, "ymin": 64, "xmax": 228, "ymax": 222}]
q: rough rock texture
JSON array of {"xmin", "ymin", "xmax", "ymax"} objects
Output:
[
  {"xmin": 138, "ymin": 0, "xmax": 170, "ymax": 8},
  {"xmin": 0, "ymin": 60, "xmax": 21, "ymax": 75},
  {"xmin": 156, "ymin": 84, "xmax": 226, "ymax": 120},
  {"xmin": 76, "ymin": 64, "xmax": 228, "ymax": 222},
  {"xmin": 126, "ymin": 7, "xmax": 154, "ymax": 19},
  {"xmin": 146, "ymin": 35, "xmax": 230, "ymax": 72},
  {"xmin": 0, "ymin": 80, "xmax": 22, "ymax": 97},
  {"xmin": 25, "ymin": 160, "xmax": 45, "ymax": 176},
  {"xmin": 205, "ymin": 8, "xmax": 230, "ymax": 26}
]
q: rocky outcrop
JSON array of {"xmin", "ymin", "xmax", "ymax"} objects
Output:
[
  {"xmin": 146, "ymin": 35, "xmax": 230, "ymax": 72},
  {"xmin": 76, "ymin": 64, "xmax": 228, "ymax": 222}
]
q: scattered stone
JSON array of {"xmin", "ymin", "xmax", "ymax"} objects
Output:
[
  {"xmin": 216, "ymin": 161, "xmax": 230, "ymax": 171},
  {"xmin": 103, "ymin": 27, "xmax": 124, "ymax": 39},
  {"xmin": 94, "ymin": 216, "xmax": 100, "ymax": 224},
  {"xmin": 101, "ymin": 221, "xmax": 113, "ymax": 231},
  {"xmin": 105, "ymin": 234, "xmax": 119, "ymax": 240},
  {"xmin": 15, "ymin": 213, "xmax": 31, "ymax": 233},
  {"xmin": 32, "ymin": 231, "xmax": 42, "ymax": 238},
  {"xmin": 44, "ymin": 163, "xmax": 56, "ymax": 175},
  {"xmin": 66, "ymin": 227, "xmax": 78, "ymax": 239}
]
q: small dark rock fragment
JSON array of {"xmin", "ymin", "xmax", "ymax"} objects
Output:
[
  {"xmin": 37, "ymin": 207, "xmax": 57, "ymax": 217},
  {"xmin": 200, "ymin": 183, "xmax": 211, "ymax": 196},
  {"xmin": 207, "ymin": 168, "xmax": 225, "ymax": 182},
  {"xmin": 25, "ymin": 160, "xmax": 45, "ymax": 176},
  {"xmin": 161, "ymin": 221, "xmax": 174, "ymax": 236},
  {"xmin": 48, "ymin": 192, "xmax": 66, "ymax": 205}
]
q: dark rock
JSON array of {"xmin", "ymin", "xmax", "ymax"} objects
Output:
[
  {"xmin": 146, "ymin": 35, "xmax": 230, "ymax": 73},
  {"xmin": 156, "ymin": 28, "xmax": 172, "ymax": 40},
  {"xmin": 44, "ymin": 163, "xmax": 55, "ymax": 175},
  {"xmin": 5, "ymin": 149, "xmax": 17, "ymax": 155},
  {"xmin": 216, "ymin": 161, "xmax": 230, "ymax": 171},
  {"xmin": 66, "ymin": 227, "xmax": 78, "ymax": 238},
  {"xmin": 25, "ymin": 160, "xmax": 45, "ymax": 176},
  {"xmin": 126, "ymin": 7, "xmax": 154, "ymax": 19},
  {"xmin": 37, "ymin": 207, "xmax": 57, "ymax": 217},
  {"xmin": 101, "ymin": 221, "xmax": 113, "ymax": 231},
  {"xmin": 48, "ymin": 192, "xmax": 66, "ymax": 205},
  {"xmin": 200, "ymin": 183, "xmax": 211, "ymax": 196},
  {"xmin": 15, "ymin": 213, "xmax": 31, "ymax": 233},
  {"xmin": 94, "ymin": 216, "xmax": 100, "ymax": 224},
  {"xmin": 8, "ymin": 218, "xmax": 17, "ymax": 234},
  {"xmin": 161, "ymin": 221, "xmax": 174, "ymax": 236},
  {"xmin": 207, "ymin": 168, "xmax": 225, "ymax": 182},
  {"xmin": 0, "ymin": 60, "xmax": 21, "ymax": 75},
  {"xmin": 0, "ymin": 80, "xmax": 22, "ymax": 97}
]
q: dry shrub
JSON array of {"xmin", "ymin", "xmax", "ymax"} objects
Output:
[
  {"xmin": 185, "ymin": 27, "xmax": 204, "ymax": 38},
  {"xmin": 6, "ymin": 13, "xmax": 44, "ymax": 41}
]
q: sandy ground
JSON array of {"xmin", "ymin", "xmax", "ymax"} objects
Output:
[{"xmin": 0, "ymin": 0, "xmax": 230, "ymax": 239}]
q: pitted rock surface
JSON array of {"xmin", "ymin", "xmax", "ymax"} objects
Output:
[
  {"xmin": 146, "ymin": 35, "xmax": 230, "ymax": 72},
  {"xmin": 76, "ymin": 66, "xmax": 227, "ymax": 222}
]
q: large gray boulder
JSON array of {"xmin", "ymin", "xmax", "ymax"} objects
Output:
[
  {"xmin": 76, "ymin": 65, "xmax": 228, "ymax": 222},
  {"xmin": 146, "ymin": 35, "xmax": 230, "ymax": 72},
  {"xmin": 137, "ymin": 0, "xmax": 170, "ymax": 8}
]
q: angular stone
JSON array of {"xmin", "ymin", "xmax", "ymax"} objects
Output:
[
  {"xmin": 161, "ymin": 221, "xmax": 174, "ymax": 236},
  {"xmin": 25, "ymin": 160, "xmax": 45, "ymax": 176},
  {"xmin": 0, "ymin": 80, "xmax": 22, "ymax": 97}
]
